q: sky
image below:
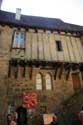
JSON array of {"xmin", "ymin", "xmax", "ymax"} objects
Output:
[{"xmin": 1, "ymin": 0, "xmax": 83, "ymax": 26}]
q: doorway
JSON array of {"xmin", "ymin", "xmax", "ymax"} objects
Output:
[
  {"xmin": 16, "ymin": 106, "xmax": 27, "ymax": 125},
  {"xmin": 72, "ymin": 72, "xmax": 81, "ymax": 91}
]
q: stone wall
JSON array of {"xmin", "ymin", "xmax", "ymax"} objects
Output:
[
  {"xmin": 0, "ymin": 67, "xmax": 74, "ymax": 112},
  {"xmin": 0, "ymin": 25, "xmax": 83, "ymax": 124}
]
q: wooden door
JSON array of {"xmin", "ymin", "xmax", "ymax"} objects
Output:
[
  {"xmin": 16, "ymin": 106, "xmax": 27, "ymax": 125},
  {"xmin": 72, "ymin": 72, "xmax": 81, "ymax": 90}
]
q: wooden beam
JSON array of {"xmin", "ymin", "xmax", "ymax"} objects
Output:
[
  {"xmin": 8, "ymin": 61, "xmax": 11, "ymax": 78},
  {"xmin": 22, "ymin": 65, "xmax": 26, "ymax": 77},
  {"xmin": 64, "ymin": 63, "xmax": 72, "ymax": 80},
  {"xmin": 29, "ymin": 66, "xmax": 33, "ymax": 80},
  {"xmin": 72, "ymin": 63, "xmax": 79, "ymax": 71},
  {"xmin": 79, "ymin": 64, "xmax": 83, "ymax": 71},
  {"xmin": 54, "ymin": 63, "xmax": 60, "ymax": 80},
  {"xmin": 58, "ymin": 64, "xmax": 64, "ymax": 79},
  {"xmin": 14, "ymin": 64, "xmax": 18, "ymax": 79},
  {"xmin": 10, "ymin": 59, "xmax": 18, "ymax": 78},
  {"xmin": 66, "ymin": 68, "xmax": 71, "ymax": 80},
  {"xmin": 81, "ymin": 71, "xmax": 83, "ymax": 80},
  {"xmin": 19, "ymin": 60, "xmax": 25, "ymax": 66},
  {"xmin": 11, "ymin": 59, "xmax": 18, "ymax": 66},
  {"xmin": 18, "ymin": 60, "xmax": 26, "ymax": 78},
  {"xmin": 64, "ymin": 63, "xmax": 71, "ymax": 69}
]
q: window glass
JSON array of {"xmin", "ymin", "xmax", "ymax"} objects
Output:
[
  {"xmin": 13, "ymin": 31, "xmax": 25, "ymax": 48},
  {"xmin": 16, "ymin": 32, "xmax": 19, "ymax": 39},
  {"xmin": 46, "ymin": 73, "xmax": 52, "ymax": 90},
  {"xmin": 36, "ymin": 73, "xmax": 42, "ymax": 90},
  {"xmin": 20, "ymin": 32, "xmax": 25, "ymax": 48},
  {"xmin": 20, "ymin": 32, "xmax": 24, "ymax": 39}
]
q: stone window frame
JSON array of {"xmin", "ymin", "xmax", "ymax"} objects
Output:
[{"xmin": 12, "ymin": 30, "xmax": 25, "ymax": 49}]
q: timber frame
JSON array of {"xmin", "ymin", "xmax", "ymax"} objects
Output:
[{"xmin": 8, "ymin": 59, "xmax": 83, "ymax": 80}]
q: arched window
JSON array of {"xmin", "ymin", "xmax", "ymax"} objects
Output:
[
  {"xmin": 45, "ymin": 73, "xmax": 52, "ymax": 90},
  {"xmin": 36, "ymin": 73, "xmax": 42, "ymax": 90}
]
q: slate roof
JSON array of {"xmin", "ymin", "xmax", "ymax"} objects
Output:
[{"xmin": 0, "ymin": 10, "xmax": 83, "ymax": 33}]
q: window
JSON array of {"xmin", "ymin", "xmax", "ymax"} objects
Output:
[
  {"xmin": 45, "ymin": 73, "xmax": 52, "ymax": 90},
  {"xmin": 36, "ymin": 73, "xmax": 43, "ymax": 90},
  {"xmin": 13, "ymin": 31, "xmax": 25, "ymax": 48},
  {"xmin": 56, "ymin": 40, "xmax": 62, "ymax": 51}
]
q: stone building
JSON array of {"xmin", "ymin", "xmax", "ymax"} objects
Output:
[{"xmin": 0, "ymin": 9, "xmax": 83, "ymax": 123}]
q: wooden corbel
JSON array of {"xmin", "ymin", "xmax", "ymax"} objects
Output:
[
  {"xmin": 58, "ymin": 63, "xmax": 64, "ymax": 79},
  {"xmin": 29, "ymin": 66, "xmax": 33, "ymax": 80}
]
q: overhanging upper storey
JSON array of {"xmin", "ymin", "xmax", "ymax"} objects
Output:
[{"xmin": 0, "ymin": 10, "xmax": 83, "ymax": 64}]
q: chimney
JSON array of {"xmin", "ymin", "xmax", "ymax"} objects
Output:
[{"xmin": 15, "ymin": 8, "xmax": 21, "ymax": 20}]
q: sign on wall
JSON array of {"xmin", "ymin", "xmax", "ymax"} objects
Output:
[{"xmin": 22, "ymin": 93, "xmax": 37, "ymax": 108}]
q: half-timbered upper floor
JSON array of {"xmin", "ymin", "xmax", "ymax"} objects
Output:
[{"xmin": 0, "ymin": 10, "xmax": 83, "ymax": 64}]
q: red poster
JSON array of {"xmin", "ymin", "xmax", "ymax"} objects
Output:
[{"xmin": 23, "ymin": 93, "xmax": 37, "ymax": 108}]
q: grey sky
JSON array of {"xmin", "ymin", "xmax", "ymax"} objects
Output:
[{"xmin": 1, "ymin": 0, "xmax": 83, "ymax": 26}]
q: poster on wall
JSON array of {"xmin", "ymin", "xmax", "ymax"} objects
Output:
[
  {"xmin": 22, "ymin": 93, "xmax": 37, "ymax": 108},
  {"xmin": 43, "ymin": 113, "xmax": 55, "ymax": 125}
]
